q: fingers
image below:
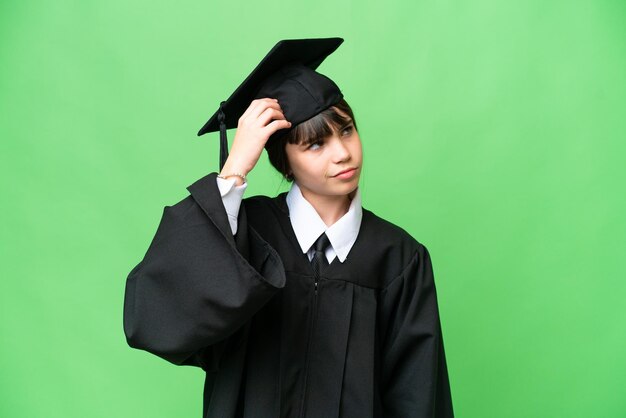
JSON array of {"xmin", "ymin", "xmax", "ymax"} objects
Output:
[
  {"xmin": 239, "ymin": 98, "xmax": 281, "ymax": 123},
  {"xmin": 263, "ymin": 119, "xmax": 292, "ymax": 136},
  {"xmin": 239, "ymin": 98, "xmax": 291, "ymax": 133},
  {"xmin": 234, "ymin": 98, "xmax": 291, "ymax": 150},
  {"xmin": 257, "ymin": 107, "xmax": 288, "ymax": 127}
]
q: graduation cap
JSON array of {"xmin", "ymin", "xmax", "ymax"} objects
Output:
[{"xmin": 197, "ymin": 38, "xmax": 345, "ymax": 170}]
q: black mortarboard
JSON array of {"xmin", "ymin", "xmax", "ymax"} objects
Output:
[{"xmin": 197, "ymin": 38, "xmax": 344, "ymax": 170}]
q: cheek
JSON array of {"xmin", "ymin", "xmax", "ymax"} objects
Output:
[
  {"xmin": 290, "ymin": 157, "xmax": 326, "ymax": 184},
  {"xmin": 287, "ymin": 155, "xmax": 312, "ymax": 180},
  {"xmin": 351, "ymin": 141, "xmax": 363, "ymax": 162}
]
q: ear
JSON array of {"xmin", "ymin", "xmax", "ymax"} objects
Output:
[{"xmin": 284, "ymin": 159, "xmax": 293, "ymax": 181}]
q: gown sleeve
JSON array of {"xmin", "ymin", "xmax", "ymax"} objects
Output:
[
  {"xmin": 123, "ymin": 173, "xmax": 285, "ymax": 371},
  {"xmin": 378, "ymin": 244, "xmax": 454, "ymax": 417}
]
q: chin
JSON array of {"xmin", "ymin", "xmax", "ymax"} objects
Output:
[
  {"xmin": 299, "ymin": 177, "xmax": 360, "ymax": 199},
  {"xmin": 330, "ymin": 180, "xmax": 359, "ymax": 196}
]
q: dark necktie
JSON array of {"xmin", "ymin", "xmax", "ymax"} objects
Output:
[{"xmin": 311, "ymin": 233, "xmax": 331, "ymax": 280}]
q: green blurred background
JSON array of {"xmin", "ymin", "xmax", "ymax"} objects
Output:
[{"xmin": 1, "ymin": 0, "xmax": 625, "ymax": 417}]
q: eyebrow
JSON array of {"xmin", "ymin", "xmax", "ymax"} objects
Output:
[{"xmin": 339, "ymin": 119, "xmax": 354, "ymax": 129}]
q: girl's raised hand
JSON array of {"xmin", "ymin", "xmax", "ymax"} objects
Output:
[{"xmin": 219, "ymin": 98, "xmax": 291, "ymax": 183}]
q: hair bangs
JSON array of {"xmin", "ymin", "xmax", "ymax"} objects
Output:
[{"xmin": 287, "ymin": 105, "xmax": 354, "ymax": 146}]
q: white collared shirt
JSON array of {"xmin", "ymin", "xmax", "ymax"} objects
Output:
[{"xmin": 216, "ymin": 177, "xmax": 362, "ymax": 264}]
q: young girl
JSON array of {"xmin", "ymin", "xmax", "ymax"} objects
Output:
[{"xmin": 123, "ymin": 38, "xmax": 453, "ymax": 417}]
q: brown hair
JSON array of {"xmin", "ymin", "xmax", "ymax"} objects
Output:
[{"xmin": 267, "ymin": 98, "xmax": 357, "ymax": 181}]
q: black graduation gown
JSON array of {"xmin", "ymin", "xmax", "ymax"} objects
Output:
[{"xmin": 123, "ymin": 172, "xmax": 454, "ymax": 418}]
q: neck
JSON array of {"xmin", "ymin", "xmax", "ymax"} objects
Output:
[{"xmin": 299, "ymin": 187, "xmax": 351, "ymax": 227}]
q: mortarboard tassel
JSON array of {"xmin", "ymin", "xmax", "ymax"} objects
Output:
[{"xmin": 218, "ymin": 101, "xmax": 228, "ymax": 171}]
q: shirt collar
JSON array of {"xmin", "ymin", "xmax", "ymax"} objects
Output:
[{"xmin": 286, "ymin": 183, "xmax": 362, "ymax": 263}]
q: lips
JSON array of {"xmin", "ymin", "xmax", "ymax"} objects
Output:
[{"xmin": 333, "ymin": 167, "xmax": 358, "ymax": 177}]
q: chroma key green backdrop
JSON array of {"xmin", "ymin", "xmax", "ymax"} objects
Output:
[{"xmin": 1, "ymin": 1, "xmax": 625, "ymax": 417}]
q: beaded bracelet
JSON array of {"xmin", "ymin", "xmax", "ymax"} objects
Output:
[{"xmin": 217, "ymin": 172, "xmax": 247, "ymax": 183}]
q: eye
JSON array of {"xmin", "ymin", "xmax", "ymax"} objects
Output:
[
  {"xmin": 341, "ymin": 125, "xmax": 354, "ymax": 136},
  {"xmin": 307, "ymin": 140, "xmax": 324, "ymax": 150}
]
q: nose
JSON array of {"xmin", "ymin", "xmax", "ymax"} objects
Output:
[{"xmin": 329, "ymin": 135, "xmax": 351, "ymax": 163}]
